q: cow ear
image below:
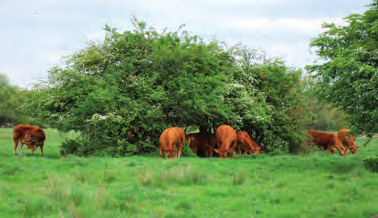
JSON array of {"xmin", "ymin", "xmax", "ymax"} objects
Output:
[
  {"xmin": 214, "ymin": 149, "xmax": 219, "ymax": 153},
  {"xmin": 356, "ymin": 146, "xmax": 360, "ymax": 148}
]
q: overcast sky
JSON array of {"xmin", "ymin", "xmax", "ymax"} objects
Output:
[{"xmin": 0, "ymin": 0, "xmax": 372, "ymax": 88}]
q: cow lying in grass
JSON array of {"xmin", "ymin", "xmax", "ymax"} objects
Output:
[
  {"xmin": 337, "ymin": 129, "xmax": 360, "ymax": 154},
  {"xmin": 235, "ymin": 131, "xmax": 264, "ymax": 155},
  {"xmin": 185, "ymin": 131, "xmax": 216, "ymax": 157},
  {"xmin": 159, "ymin": 127, "xmax": 185, "ymax": 158},
  {"xmin": 214, "ymin": 125, "xmax": 237, "ymax": 159},
  {"xmin": 307, "ymin": 130, "xmax": 347, "ymax": 156},
  {"xmin": 13, "ymin": 125, "xmax": 46, "ymax": 156}
]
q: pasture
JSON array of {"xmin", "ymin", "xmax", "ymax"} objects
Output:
[{"xmin": 1, "ymin": 128, "xmax": 378, "ymax": 217}]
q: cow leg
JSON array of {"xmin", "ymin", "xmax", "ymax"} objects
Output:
[
  {"xmin": 178, "ymin": 143, "xmax": 183, "ymax": 158},
  {"xmin": 40, "ymin": 146, "xmax": 44, "ymax": 156},
  {"xmin": 19, "ymin": 141, "xmax": 23, "ymax": 156},
  {"xmin": 230, "ymin": 141, "xmax": 237, "ymax": 159},
  {"xmin": 208, "ymin": 146, "xmax": 213, "ymax": 158},
  {"xmin": 209, "ymin": 148, "xmax": 213, "ymax": 158},
  {"xmin": 159, "ymin": 146, "xmax": 163, "ymax": 158},
  {"xmin": 13, "ymin": 139, "xmax": 20, "ymax": 155},
  {"xmin": 235, "ymin": 146, "xmax": 242, "ymax": 155}
]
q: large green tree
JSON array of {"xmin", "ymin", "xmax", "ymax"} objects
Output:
[
  {"xmin": 29, "ymin": 17, "xmax": 309, "ymax": 157},
  {"xmin": 307, "ymin": 0, "xmax": 378, "ymax": 138},
  {"xmin": 29, "ymin": 18, "xmax": 269, "ymax": 156}
]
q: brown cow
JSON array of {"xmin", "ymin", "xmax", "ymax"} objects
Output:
[
  {"xmin": 307, "ymin": 130, "xmax": 347, "ymax": 156},
  {"xmin": 214, "ymin": 125, "xmax": 237, "ymax": 159},
  {"xmin": 13, "ymin": 125, "xmax": 46, "ymax": 156},
  {"xmin": 159, "ymin": 127, "xmax": 185, "ymax": 158},
  {"xmin": 185, "ymin": 132, "xmax": 216, "ymax": 157},
  {"xmin": 337, "ymin": 129, "xmax": 360, "ymax": 154},
  {"xmin": 235, "ymin": 131, "xmax": 263, "ymax": 155}
]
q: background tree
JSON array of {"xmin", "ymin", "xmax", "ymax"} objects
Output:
[
  {"xmin": 307, "ymin": 0, "xmax": 378, "ymax": 140},
  {"xmin": 302, "ymin": 73, "xmax": 350, "ymax": 132},
  {"xmin": 0, "ymin": 74, "xmax": 30, "ymax": 126}
]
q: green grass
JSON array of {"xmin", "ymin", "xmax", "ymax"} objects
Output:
[{"xmin": 1, "ymin": 128, "xmax": 378, "ymax": 217}]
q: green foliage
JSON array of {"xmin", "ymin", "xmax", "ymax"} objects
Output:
[
  {"xmin": 28, "ymin": 17, "xmax": 308, "ymax": 156},
  {"xmin": 0, "ymin": 74, "xmax": 30, "ymax": 126},
  {"xmin": 364, "ymin": 157, "xmax": 378, "ymax": 173},
  {"xmin": 303, "ymin": 74, "xmax": 350, "ymax": 131},
  {"xmin": 228, "ymin": 45, "xmax": 308, "ymax": 153},
  {"xmin": 28, "ymin": 17, "xmax": 238, "ymax": 156},
  {"xmin": 307, "ymin": 0, "xmax": 378, "ymax": 137},
  {"xmin": 180, "ymin": 141, "xmax": 197, "ymax": 157}
]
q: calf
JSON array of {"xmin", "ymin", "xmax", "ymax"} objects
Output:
[
  {"xmin": 159, "ymin": 127, "xmax": 185, "ymax": 158},
  {"xmin": 337, "ymin": 129, "xmax": 360, "ymax": 154},
  {"xmin": 235, "ymin": 131, "xmax": 263, "ymax": 155},
  {"xmin": 214, "ymin": 125, "xmax": 237, "ymax": 159},
  {"xmin": 13, "ymin": 125, "xmax": 46, "ymax": 156},
  {"xmin": 307, "ymin": 130, "xmax": 347, "ymax": 156}
]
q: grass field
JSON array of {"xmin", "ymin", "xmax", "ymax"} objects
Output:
[{"xmin": 1, "ymin": 128, "xmax": 378, "ymax": 217}]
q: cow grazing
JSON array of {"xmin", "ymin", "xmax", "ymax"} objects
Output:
[
  {"xmin": 185, "ymin": 132, "xmax": 216, "ymax": 157},
  {"xmin": 337, "ymin": 129, "xmax": 360, "ymax": 154},
  {"xmin": 159, "ymin": 127, "xmax": 185, "ymax": 158},
  {"xmin": 13, "ymin": 125, "xmax": 46, "ymax": 156},
  {"xmin": 214, "ymin": 125, "xmax": 237, "ymax": 159},
  {"xmin": 307, "ymin": 130, "xmax": 347, "ymax": 156},
  {"xmin": 235, "ymin": 131, "xmax": 263, "ymax": 155}
]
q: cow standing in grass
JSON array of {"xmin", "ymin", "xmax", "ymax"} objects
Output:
[
  {"xmin": 214, "ymin": 125, "xmax": 237, "ymax": 159},
  {"xmin": 185, "ymin": 131, "xmax": 216, "ymax": 157},
  {"xmin": 159, "ymin": 127, "xmax": 185, "ymax": 158},
  {"xmin": 307, "ymin": 130, "xmax": 347, "ymax": 156},
  {"xmin": 337, "ymin": 129, "xmax": 360, "ymax": 154},
  {"xmin": 235, "ymin": 131, "xmax": 264, "ymax": 155},
  {"xmin": 13, "ymin": 125, "xmax": 46, "ymax": 156}
]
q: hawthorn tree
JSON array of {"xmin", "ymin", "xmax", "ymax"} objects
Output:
[
  {"xmin": 307, "ymin": 0, "xmax": 378, "ymax": 140},
  {"xmin": 29, "ymin": 17, "xmax": 309, "ymax": 156}
]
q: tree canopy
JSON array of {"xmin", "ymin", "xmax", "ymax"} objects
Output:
[
  {"xmin": 28, "ymin": 17, "xmax": 309, "ymax": 157},
  {"xmin": 307, "ymin": 0, "xmax": 378, "ymax": 138}
]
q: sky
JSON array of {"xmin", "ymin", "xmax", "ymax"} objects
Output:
[{"xmin": 0, "ymin": 0, "xmax": 373, "ymax": 88}]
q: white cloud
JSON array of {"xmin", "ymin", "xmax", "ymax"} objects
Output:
[
  {"xmin": 0, "ymin": 0, "xmax": 372, "ymax": 88},
  {"xmin": 225, "ymin": 17, "xmax": 346, "ymax": 35}
]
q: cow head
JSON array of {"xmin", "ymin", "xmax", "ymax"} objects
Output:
[
  {"xmin": 334, "ymin": 146, "xmax": 348, "ymax": 156},
  {"xmin": 164, "ymin": 149, "xmax": 178, "ymax": 158},
  {"xmin": 333, "ymin": 140, "xmax": 348, "ymax": 156},
  {"xmin": 349, "ymin": 145, "xmax": 360, "ymax": 154},
  {"xmin": 22, "ymin": 131, "xmax": 33, "ymax": 143},
  {"xmin": 26, "ymin": 142, "xmax": 35, "ymax": 150},
  {"xmin": 214, "ymin": 149, "xmax": 228, "ymax": 159},
  {"xmin": 252, "ymin": 149, "xmax": 261, "ymax": 155}
]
